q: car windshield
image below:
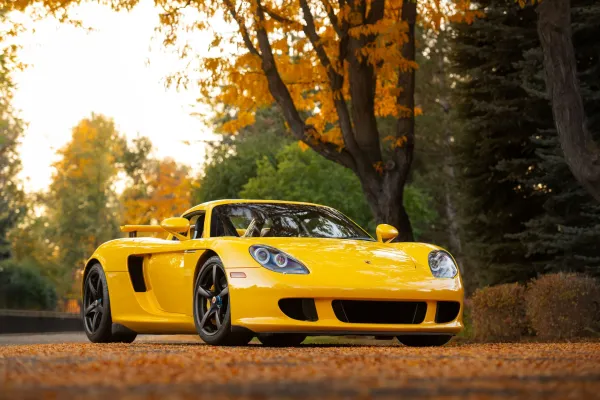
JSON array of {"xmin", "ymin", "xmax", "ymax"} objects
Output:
[{"xmin": 210, "ymin": 203, "xmax": 373, "ymax": 240}]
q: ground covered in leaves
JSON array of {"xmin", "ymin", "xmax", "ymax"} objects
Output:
[{"xmin": 1, "ymin": 337, "xmax": 599, "ymax": 399}]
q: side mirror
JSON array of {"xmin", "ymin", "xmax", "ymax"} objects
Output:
[
  {"xmin": 161, "ymin": 217, "xmax": 190, "ymax": 236},
  {"xmin": 376, "ymin": 224, "xmax": 398, "ymax": 243}
]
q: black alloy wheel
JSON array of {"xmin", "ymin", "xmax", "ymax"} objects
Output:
[
  {"xmin": 194, "ymin": 256, "xmax": 253, "ymax": 346},
  {"xmin": 83, "ymin": 264, "xmax": 137, "ymax": 343},
  {"xmin": 83, "ymin": 267, "xmax": 105, "ymax": 335}
]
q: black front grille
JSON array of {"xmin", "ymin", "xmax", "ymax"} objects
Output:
[
  {"xmin": 332, "ymin": 300, "xmax": 427, "ymax": 324},
  {"xmin": 435, "ymin": 301, "xmax": 460, "ymax": 323}
]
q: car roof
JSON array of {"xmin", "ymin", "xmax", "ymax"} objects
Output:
[{"xmin": 182, "ymin": 199, "xmax": 328, "ymax": 216}]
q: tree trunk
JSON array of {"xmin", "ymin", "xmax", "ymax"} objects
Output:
[
  {"xmin": 233, "ymin": 0, "xmax": 417, "ymax": 240},
  {"xmin": 537, "ymin": 0, "xmax": 600, "ymax": 202},
  {"xmin": 357, "ymin": 171, "xmax": 415, "ymax": 242}
]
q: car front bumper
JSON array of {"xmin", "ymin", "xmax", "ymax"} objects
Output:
[{"xmin": 228, "ymin": 267, "xmax": 464, "ymax": 336}]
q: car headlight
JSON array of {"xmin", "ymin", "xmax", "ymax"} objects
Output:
[
  {"xmin": 249, "ymin": 245, "xmax": 309, "ymax": 274},
  {"xmin": 428, "ymin": 250, "xmax": 458, "ymax": 278}
]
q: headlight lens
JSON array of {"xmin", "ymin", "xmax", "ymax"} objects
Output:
[
  {"xmin": 428, "ymin": 250, "xmax": 458, "ymax": 278},
  {"xmin": 249, "ymin": 245, "xmax": 309, "ymax": 274}
]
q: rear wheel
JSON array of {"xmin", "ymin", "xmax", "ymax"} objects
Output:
[
  {"xmin": 397, "ymin": 334, "xmax": 452, "ymax": 347},
  {"xmin": 257, "ymin": 333, "xmax": 306, "ymax": 347},
  {"xmin": 83, "ymin": 264, "xmax": 137, "ymax": 343},
  {"xmin": 194, "ymin": 256, "xmax": 253, "ymax": 346}
]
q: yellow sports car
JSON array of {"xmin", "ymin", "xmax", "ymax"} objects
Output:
[{"xmin": 82, "ymin": 199, "xmax": 464, "ymax": 347}]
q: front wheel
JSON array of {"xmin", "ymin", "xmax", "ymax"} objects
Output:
[
  {"xmin": 397, "ymin": 334, "xmax": 452, "ymax": 347},
  {"xmin": 257, "ymin": 333, "xmax": 306, "ymax": 347},
  {"xmin": 83, "ymin": 264, "xmax": 137, "ymax": 343},
  {"xmin": 194, "ymin": 256, "xmax": 253, "ymax": 346}
]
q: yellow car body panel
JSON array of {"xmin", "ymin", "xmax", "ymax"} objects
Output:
[{"xmin": 84, "ymin": 199, "xmax": 464, "ymax": 336}]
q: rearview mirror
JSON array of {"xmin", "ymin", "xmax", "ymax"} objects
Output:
[
  {"xmin": 160, "ymin": 217, "xmax": 190, "ymax": 235},
  {"xmin": 376, "ymin": 224, "xmax": 398, "ymax": 243}
]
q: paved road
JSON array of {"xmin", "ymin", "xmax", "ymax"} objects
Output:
[
  {"xmin": 0, "ymin": 333, "xmax": 203, "ymax": 345},
  {"xmin": 1, "ymin": 336, "xmax": 599, "ymax": 399}
]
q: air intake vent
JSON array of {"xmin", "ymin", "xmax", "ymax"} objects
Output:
[
  {"xmin": 332, "ymin": 300, "xmax": 427, "ymax": 324},
  {"xmin": 278, "ymin": 299, "xmax": 318, "ymax": 321},
  {"xmin": 435, "ymin": 301, "xmax": 460, "ymax": 323},
  {"xmin": 127, "ymin": 255, "xmax": 146, "ymax": 292}
]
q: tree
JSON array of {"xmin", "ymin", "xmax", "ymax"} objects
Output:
[
  {"xmin": 2, "ymin": 0, "xmax": 479, "ymax": 241},
  {"xmin": 121, "ymin": 158, "xmax": 192, "ymax": 225},
  {"xmin": 0, "ymin": 258, "xmax": 58, "ymax": 310},
  {"xmin": 121, "ymin": 136, "xmax": 153, "ymax": 187},
  {"xmin": 452, "ymin": 0, "xmax": 547, "ymax": 287},
  {"xmin": 535, "ymin": 0, "xmax": 600, "ymax": 202},
  {"xmin": 242, "ymin": 143, "xmax": 373, "ymax": 230},
  {"xmin": 120, "ymin": 136, "xmax": 193, "ymax": 225},
  {"xmin": 0, "ymin": 11, "xmax": 26, "ymax": 261},
  {"xmin": 516, "ymin": 0, "xmax": 600, "ymax": 277},
  {"xmin": 193, "ymin": 107, "xmax": 292, "ymax": 203},
  {"xmin": 46, "ymin": 114, "xmax": 123, "ymax": 288},
  {"xmin": 242, "ymin": 142, "xmax": 437, "ymax": 237},
  {"xmin": 411, "ymin": 25, "xmax": 464, "ymax": 261}
]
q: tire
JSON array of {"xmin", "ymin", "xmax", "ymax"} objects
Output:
[
  {"xmin": 193, "ymin": 256, "xmax": 253, "ymax": 346},
  {"xmin": 82, "ymin": 263, "xmax": 137, "ymax": 343},
  {"xmin": 397, "ymin": 334, "xmax": 452, "ymax": 347},
  {"xmin": 257, "ymin": 333, "xmax": 306, "ymax": 347}
]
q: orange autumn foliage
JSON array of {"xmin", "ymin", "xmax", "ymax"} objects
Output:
[
  {"xmin": 3, "ymin": 0, "xmax": 481, "ymax": 151},
  {"xmin": 121, "ymin": 158, "xmax": 192, "ymax": 227}
]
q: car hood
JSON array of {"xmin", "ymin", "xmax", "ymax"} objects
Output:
[{"xmin": 240, "ymin": 237, "xmax": 431, "ymax": 282}]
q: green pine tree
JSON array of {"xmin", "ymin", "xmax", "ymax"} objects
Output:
[
  {"xmin": 451, "ymin": 0, "xmax": 548, "ymax": 287},
  {"xmin": 515, "ymin": 0, "xmax": 600, "ymax": 277}
]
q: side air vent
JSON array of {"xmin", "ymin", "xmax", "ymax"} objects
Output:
[
  {"xmin": 435, "ymin": 301, "xmax": 461, "ymax": 323},
  {"xmin": 278, "ymin": 298, "xmax": 318, "ymax": 321},
  {"xmin": 332, "ymin": 300, "xmax": 427, "ymax": 324},
  {"xmin": 127, "ymin": 255, "xmax": 147, "ymax": 292}
]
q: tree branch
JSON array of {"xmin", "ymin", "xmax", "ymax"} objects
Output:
[
  {"xmin": 223, "ymin": 0, "xmax": 260, "ymax": 56},
  {"xmin": 299, "ymin": 0, "xmax": 361, "ymax": 160},
  {"xmin": 262, "ymin": 5, "xmax": 298, "ymax": 26},
  {"xmin": 366, "ymin": 0, "xmax": 385, "ymax": 25},
  {"xmin": 320, "ymin": 0, "xmax": 342, "ymax": 37},
  {"xmin": 344, "ymin": 0, "xmax": 383, "ymax": 165},
  {"xmin": 251, "ymin": 0, "xmax": 356, "ymax": 170}
]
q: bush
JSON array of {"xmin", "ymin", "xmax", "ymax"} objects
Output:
[
  {"xmin": 0, "ymin": 259, "xmax": 58, "ymax": 310},
  {"xmin": 526, "ymin": 273, "xmax": 600, "ymax": 339},
  {"xmin": 471, "ymin": 283, "xmax": 528, "ymax": 341}
]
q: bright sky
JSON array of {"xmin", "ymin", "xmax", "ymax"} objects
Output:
[{"xmin": 12, "ymin": 3, "xmax": 220, "ymax": 192}]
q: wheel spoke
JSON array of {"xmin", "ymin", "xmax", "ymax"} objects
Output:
[
  {"xmin": 212, "ymin": 264, "xmax": 217, "ymax": 289},
  {"xmin": 196, "ymin": 287, "xmax": 212, "ymax": 299},
  {"xmin": 215, "ymin": 311, "xmax": 221, "ymax": 328},
  {"xmin": 199, "ymin": 306, "xmax": 215, "ymax": 329},
  {"xmin": 92, "ymin": 311, "xmax": 99, "ymax": 331},
  {"xmin": 88, "ymin": 279, "xmax": 97, "ymax": 297},
  {"xmin": 95, "ymin": 279, "xmax": 102, "ymax": 299},
  {"xmin": 96, "ymin": 305, "xmax": 104, "ymax": 316},
  {"xmin": 219, "ymin": 286, "xmax": 229, "ymax": 297},
  {"xmin": 84, "ymin": 303, "xmax": 96, "ymax": 316}
]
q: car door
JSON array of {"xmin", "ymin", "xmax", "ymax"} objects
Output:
[{"xmin": 145, "ymin": 212, "xmax": 206, "ymax": 315}]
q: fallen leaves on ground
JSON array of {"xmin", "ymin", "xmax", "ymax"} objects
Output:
[{"xmin": 1, "ymin": 339, "xmax": 599, "ymax": 399}]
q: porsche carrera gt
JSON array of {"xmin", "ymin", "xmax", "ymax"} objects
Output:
[{"xmin": 82, "ymin": 199, "xmax": 464, "ymax": 346}]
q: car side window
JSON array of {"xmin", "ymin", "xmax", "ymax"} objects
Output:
[
  {"xmin": 210, "ymin": 209, "xmax": 239, "ymax": 238},
  {"xmin": 171, "ymin": 213, "xmax": 205, "ymax": 241},
  {"xmin": 190, "ymin": 213, "xmax": 206, "ymax": 239}
]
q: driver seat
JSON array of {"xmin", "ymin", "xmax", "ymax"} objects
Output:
[{"xmin": 193, "ymin": 214, "xmax": 205, "ymax": 239}]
